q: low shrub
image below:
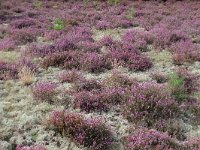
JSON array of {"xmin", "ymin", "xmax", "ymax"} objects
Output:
[
  {"xmin": 10, "ymin": 18, "xmax": 37, "ymax": 29},
  {"xmin": 150, "ymin": 72, "xmax": 168, "ymax": 83},
  {"xmin": 16, "ymin": 145, "xmax": 46, "ymax": 150},
  {"xmin": 10, "ymin": 29, "xmax": 37, "ymax": 45},
  {"xmin": 49, "ymin": 111, "xmax": 114, "ymax": 150},
  {"xmin": 52, "ymin": 18, "xmax": 65, "ymax": 30},
  {"xmin": 41, "ymin": 51, "xmax": 82, "ymax": 70},
  {"xmin": 170, "ymin": 40, "xmax": 200, "ymax": 65},
  {"xmin": 122, "ymin": 29, "xmax": 154, "ymax": 51},
  {"xmin": 107, "ymin": 49, "xmax": 152, "ymax": 71},
  {"xmin": 73, "ymin": 90, "xmax": 109, "ymax": 113},
  {"xmin": 0, "ymin": 61, "xmax": 18, "ymax": 80},
  {"xmin": 80, "ymin": 52, "xmax": 112, "ymax": 73},
  {"xmin": 101, "ymin": 86, "xmax": 129, "ymax": 105},
  {"xmin": 122, "ymin": 82, "xmax": 179, "ymax": 127},
  {"xmin": 123, "ymin": 128, "xmax": 180, "ymax": 150},
  {"xmin": 184, "ymin": 137, "xmax": 200, "ymax": 150},
  {"xmin": 96, "ymin": 20, "xmax": 112, "ymax": 30},
  {"xmin": 32, "ymin": 81, "xmax": 57, "ymax": 103},
  {"xmin": 102, "ymin": 70, "xmax": 137, "ymax": 88},
  {"xmin": 58, "ymin": 70, "xmax": 84, "ymax": 83},
  {"xmin": 73, "ymin": 79, "xmax": 102, "ymax": 92},
  {"xmin": 0, "ymin": 38, "xmax": 15, "ymax": 51},
  {"xmin": 168, "ymin": 69, "xmax": 199, "ymax": 102}
]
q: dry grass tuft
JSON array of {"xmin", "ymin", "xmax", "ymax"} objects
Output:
[{"xmin": 18, "ymin": 66, "xmax": 35, "ymax": 85}]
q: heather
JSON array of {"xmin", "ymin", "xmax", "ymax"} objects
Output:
[
  {"xmin": 48, "ymin": 110, "xmax": 115, "ymax": 150},
  {"xmin": 0, "ymin": 0, "xmax": 200, "ymax": 149}
]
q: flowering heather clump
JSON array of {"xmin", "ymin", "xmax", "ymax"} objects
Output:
[
  {"xmin": 17, "ymin": 57, "xmax": 38, "ymax": 73},
  {"xmin": 73, "ymin": 79, "xmax": 102, "ymax": 92},
  {"xmin": 0, "ymin": 61, "xmax": 18, "ymax": 80},
  {"xmin": 28, "ymin": 44, "xmax": 56, "ymax": 58},
  {"xmin": 101, "ymin": 86, "xmax": 129, "ymax": 105},
  {"xmin": 150, "ymin": 72, "xmax": 168, "ymax": 83},
  {"xmin": 58, "ymin": 70, "xmax": 84, "ymax": 83},
  {"xmin": 102, "ymin": 70, "xmax": 138, "ymax": 88},
  {"xmin": 79, "ymin": 117, "xmax": 114, "ymax": 150},
  {"xmin": 122, "ymin": 29, "xmax": 154, "ymax": 51},
  {"xmin": 32, "ymin": 81, "xmax": 57, "ymax": 103},
  {"xmin": 116, "ymin": 18, "xmax": 133, "ymax": 28},
  {"xmin": 123, "ymin": 82, "xmax": 179, "ymax": 127},
  {"xmin": 184, "ymin": 137, "xmax": 200, "ymax": 150},
  {"xmin": 170, "ymin": 40, "xmax": 200, "ymax": 65},
  {"xmin": 80, "ymin": 52, "xmax": 112, "ymax": 73},
  {"xmin": 49, "ymin": 111, "xmax": 114, "ymax": 150},
  {"xmin": 73, "ymin": 91, "xmax": 109, "ymax": 113},
  {"xmin": 153, "ymin": 119, "xmax": 187, "ymax": 141},
  {"xmin": 10, "ymin": 18, "xmax": 37, "ymax": 29},
  {"xmin": 96, "ymin": 20, "xmax": 112, "ymax": 30},
  {"xmin": 123, "ymin": 128, "xmax": 180, "ymax": 150},
  {"xmin": 54, "ymin": 37, "xmax": 76, "ymax": 51},
  {"xmin": 150, "ymin": 24, "xmax": 171, "ymax": 50},
  {"xmin": 40, "ymin": 51, "xmax": 82, "ymax": 70},
  {"xmin": 176, "ymin": 68, "xmax": 199, "ymax": 95},
  {"xmin": 168, "ymin": 68, "xmax": 199, "ymax": 102},
  {"xmin": 10, "ymin": 29, "xmax": 38, "ymax": 45},
  {"xmin": 98, "ymin": 36, "xmax": 115, "ymax": 47},
  {"xmin": 0, "ymin": 38, "xmax": 15, "ymax": 51},
  {"xmin": 48, "ymin": 110, "xmax": 65, "ymax": 132},
  {"xmin": 16, "ymin": 145, "xmax": 46, "ymax": 150},
  {"xmin": 77, "ymin": 41, "xmax": 100, "ymax": 52},
  {"xmin": 43, "ymin": 30, "xmax": 63, "ymax": 41},
  {"xmin": 107, "ymin": 49, "xmax": 152, "ymax": 71}
]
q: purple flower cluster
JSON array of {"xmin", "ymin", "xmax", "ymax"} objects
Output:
[
  {"xmin": 170, "ymin": 40, "xmax": 200, "ymax": 65},
  {"xmin": 81, "ymin": 52, "xmax": 111, "ymax": 73},
  {"xmin": 49, "ymin": 110, "xmax": 114, "ymax": 150},
  {"xmin": 32, "ymin": 81, "xmax": 57, "ymax": 103},
  {"xmin": 73, "ymin": 90, "xmax": 109, "ymax": 113},
  {"xmin": 123, "ymin": 128, "xmax": 180, "ymax": 150},
  {"xmin": 122, "ymin": 29, "xmax": 154, "ymax": 51},
  {"xmin": 58, "ymin": 70, "xmax": 84, "ymax": 83},
  {"xmin": 107, "ymin": 47, "xmax": 152, "ymax": 71},
  {"xmin": 0, "ymin": 38, "xmax": 15, "ymax": 51},
  {"xmin": 122, "ymin": 82, "xmax": 179, "ymax": 126},
  {"xmin": 16, "ymin": 145, "xmax": 46, "ymax": 150},
  {"xmin": 0, "ymin": 61, "xmax": 18, "ymax": 80}
]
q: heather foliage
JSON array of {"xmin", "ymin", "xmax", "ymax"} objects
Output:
[
  {"xmin": 58, "ymin": 70, "xmax": 84, "ymax": 83},
  {"xmin": 0, "ymin": 38, "xmax": 15, "ymax": 51},
  {"xmin": 170, "ymin": 40, "xmax": 200, "ymax": 65},
  {"xmin": 168, "ymin": 69, "xmax": 199, "ymax": 102},
  {"xmin": 0, "ymin": 61, "xmax": 18, "ymax": 80},
  {"xmin": 122, "ymin": 29, "xmax": 153, "ymax": 51},
  {"xmin": 123, "ymin": 128, "xmax": 180, "ymax": 150},
  {"xmin": 49, "ymin": 111, "xmax": 114, "ymax": 150},
  {"xmin": 16, "ymin": 145, "xmax": 46, "ymax": 150},
  {"xmin": 1, "ymin": 0, "xmax": 200, "ymax": 149},
  {"xmin": 122, "ymin": 82, "xmax": 179, "ymax": 127},
  {"xmin": 184, "ymin": 137, "xmax": 200, "ymax": 150},
  {"xmin": 150, "ymin": 72, "xmax": 168, "ymax": 83},
  {"xmin": 102, "ymin": 70, "xmax": 137, "ymax": 88},
  {"xmin": 32, "ymin": 81, "xmax": 57, "ymax": 103},
  {"xmin": 73, "ymin": 90, "xmax": 109, "ymax": 113},
  {"xmin": 73, "ymin": 79, "xmax": 102, "ymax": 92},
  {"xmin": 107, "ymin": 43, "xmax": 152, "ymax": 71}
]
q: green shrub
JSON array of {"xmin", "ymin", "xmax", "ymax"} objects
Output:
[
  {"xmin": 52, "ymin": 19, "xmax": 65, "ymax": 30},
  {"xmin": 168, "ymin": 73, "xmax": 186, "ymax": 102}
]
